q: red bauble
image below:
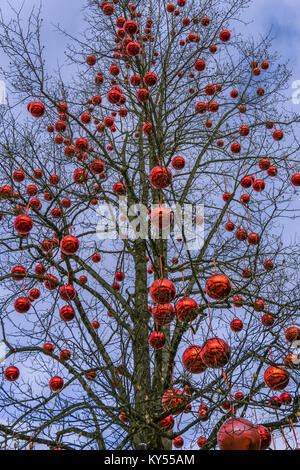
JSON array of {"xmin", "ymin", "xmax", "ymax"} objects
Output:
[
  {"xmin": 219, "ymin": 30, "xmax": 231, "ymax": 42},
  {"xmin": 11, "ymin": 266, "xmax": 27, "ymax": 281},
  {"xmin": 152, "ymin": 304, "xmax": 175, "ymax": 325},
  {"xmin": 14, "ymin": 297, "xmax": 31, "ymax": 313},
  {"xmin": 285, "ymin": 326, "xmax": 300, "ymax": 342},
  {"xmin": 86, "ymin": 55, "xmax": 96, "ymax": 66},
  {"xmin": 230, "ymin": 318, "xmax": 243, "ymax": 332},
  {"xmin": 197, "ymin": 437, "xmax": 207, "ymax": 448},
  {"xmin": 253, "ymin": 179, "xmax": 265, "ymax": 192},
  {"xmin": 28, "ymin": 288, "xmax": 40, "ymax": 301},
  {"xmin": 218, "ymin": 418, "xmax": 261, "ymax": 450},
  {"xmin": 43, "ymin": 343, "xmax": 54, "ymax": 353},
  {"xmin": 59, "ymin": 285, "xmax": 76, "ymax": 301},
  {"xmin": 44, "ymin": 274, "xmax": 58, "ymax": 290},
  {"xmin": 225, "ymin": 222, "xmax": 235, "ymax": 232},
  {"xmin": 162, "ymin": 389, "xmax": 185, "ymax": 415},
  {"xmin": 144, "ymin": 72, "xmax": 158, "ymax": 87},
  {"xmin": 259, "ymin": 158, "xmax": 270, "ymax": 170},
  {"xmin": 49, "ymin": 376, "xmax": 64, "ymax": 392},
  {"xmin": 264, "ymin": 260, "xmax": 274, "ymax": 271},
  {"xmin": 14, "ymin": 215, "xmax": 33, "ymax": 235},
  {"xmin": 92, "ymin": 321, "xmax": 100, "ymax": 330},
  {"xmin": 257, "ymin": 426, "xmax": 271, "ymax": 450},
  {"xmin": 194, "ymin": 60, "xmax": 206, "ymax": 72},
  {"xmin": 173, "ymin": 437, "xmax": 184, "ymax": 449},
  {"xmin": 59, "ymin": 350, "xmax": 71, "ymax": 361},
  {"xmin": 4, "ymin": 366, "xmax": 20, "ymax": 381},
  {"xmin": 175, "ymin": 298, "xmax": 199, "ymax": 322},
  {"xmin": 236, "ymin": 228, "xmax": 248, "ymax": 241},
  {"xmin": 291, "ymin": 173, "xmax": 300, "ymax": 186},
  {"xmin": 200, "ymin": 337, "xmax": 231, "ymax": 368},
  {"xmin": 115, "ymin": 272, "xmax": 125, "ymax": 282},
  {"xmin": 127, "ymin": 42, "xmax": 141, "ymax": 57},
  {"xmin": 90, "ymin": 160, "xmax": 105, "ymax": 175},
  {"xmin": 172, "ymin": 156, "xmax": 186, "ymax": 170},
  {"xmin": 235, "ymin": 392, "xmax": 244, "ymax": 400},
  {"xmin": 124, "ymin": 20, "xmax": 138, "ymax": 35},
  {"xmin": 231, "ymin": 143, "xmax": 241, "ymax": 154},
  {"xmin": 60, "ymin": 235, "xmax": 79, "ymax": 255},
  {"xmin": 205, "ymin": 274, "xmax": 232, "ymax": 300},
  {"xmin": 113, "ymin": 182, "xmax": 126, "ymax": 196},
  {"xmin": 92, "ymin": 253, "xmax": 101, "ymax": 263},
  {"xmin": 261, "ymin": 314, "xmax": 274, "ymax": 327},
  {"xmin": 267, "ymin": 166, "xmax": 278, "ymax": 177},
  {"xmin": 150, "ymin": 279, "xmax": 176, "ymax": 304},
  {"xmin": 280, "ymin": 392, "xmax": 292, "ymax": 405},
  {"xmin": 264, "ymin": 366, "xmax": 290, "ymax": 391},
  {"xmin": 273, "ymin": 130, "xmax": 283, "ymax": 141},
  {"xmin": 182, "ymin": 345, "xmax": 207, "ymax": 373},
  {"xmin": 120, "ymin": 412, "xmax": 128, "ymax": 423},
  {"xmin": 233, "ymin": 296, "xmax": 243, "ymax": 307},
  {"xmin": 75, "ymin": 138, "xmax": 89, "ymax": 151},
  {"xmin": 13, "ymin": 170, "xmax": 25, "ymax": 182},
  {"xmin": 27, "ymin": 101, "xmax": 45, "ymax": 118},
  {"xmin": 85, "ymin": 370, "xmax": 97, "ymax": 381},
  {"xmin": 59, "ymin": 305, "xmax": 75, "ymax": 322},
  {"xmin": 149, "ymin": 331, "xmax": 165, "ymax": 349},
  {"xmin": 247, "ymin": 233, "xmax": 260, "ymax": 246},
  {"xmin": 137, "ymin": 88, "xmax": 150, "ymax": 102},
  {"xmin": 241, "ymin": 176, "xmax": 254, "ymax": 188},
  {"xmin": 73, "ymin": 168, "xmax": 89, "ymax": 185},
  {"xmin": 160, "ymin": 415, "xmax": 174, "ymax": 431},
  {"xmin": 149, "ymin": 166, "xmax": 173, "ymax": 189}
]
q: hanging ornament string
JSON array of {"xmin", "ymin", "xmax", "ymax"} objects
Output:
[
  {"xmin": 207, "ymin": 302, "xmax": 213, "ymax": 335},
  {"xmin": 222, "ymin": 372, "xmax": 235, "ymax": 416},
  {"xmin": 289, "ymin": 419, "xmax": 298, "ymax": 448},
  {"xmin": 280, "ymin": 427, "xmax": 289, "ymax": 450},
  {"xmin": 181, "ymin": 268, "xmax": 186, "ymax": 297}
]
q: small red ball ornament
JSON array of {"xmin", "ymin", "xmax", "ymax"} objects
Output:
[
  {"xmin": 152, "ymin": 304, "xmax": 175, "ymax": 325},
  {"xmin": 59, "ymin": 305, "xmax": 75, "ymax": 322},
  {"xmin": 230, "ymin": 318, "xmax": 243, "ymax": 332},
  {"xmin": 11, "ymin": 266, "xmax": 27, "ymax": 281},
  {"xmin": 14, "ymin": 297, "xmax": 31, "ymax": 313},
  {"xmin": 261, "ymin": 314, "xmax": 274, "ymax": 327},
  {"xmin": 219, "ymin": 30, "xmax": 231, "ymax": 42},
  {"xmin": 197, "ymin": 437, "xmax": 207, "ymax": 448},
  {"xmin": 218, "ymin": 418, "xmax": 261, "ymax": 450},
  {"xmin": 127, "ymin": 41, "xmax": 141, "ymax": 57},
  {"xmin": 149, "ymin": 331, "xmax": 165, "ymax": 349},
  {"xmin": 4, "ymin": 366, "xmax": 20, "ymax": 381},
  {"xmin": 162, "ymin": 389, "xmax": 185, "ymax": 415},
  {"xmin": 257, "ymin": 425, "xmax": 271, "ymax": 450},
  {"xmin": 27, "ymin": 101, "xmax": 45, "ymax": 118},
  {"xmin": 49, "ymin": 376, "xmax": 64, "ymax": 392},
  {"xmin": 14, "ymin": 215, "xmax": 33, "ymax": 235},
  {"xmin": 150, "ymin": 279, "xmax": 176, "ymax": 304},
  {"xmin": 113, "ymin": 182, "xmax": 126, "ymax": 196},
  {"xmin": 43, "ymin": 343, "xmax": 54, "ymax": 353},
  {"xmin": 247, "ymin": 233, "xmax": 260, "ymax": 246},
  {"xmin": 173, "ymin": 437, "xmax": 184, "ymax": 448},
  {"xmin": 59, "ymin": 285, "xmax": 76, "ymax": 301},
  {"xmin": 200, "ymin": 337, "xmax": 231, "ymax": 368},
  {"xmin": 291, "ymin": 173, "xmax": 300, "ymax": 186},
  {"xmin": 285, "ymin": 326, "xmax": 300, "ymax": 343},
  {"xmin": 172, "ymin": 156, "xmax": 185, "ymax": 170},
  {"xmin": 205, "ymin": 274, "xmax": 232, "ymax": 300},
  {"xmin": 264, "ymin": 366, "xmax": 290, "ymax": 391},
  {"xmin": 149, "ymin": 166, "xmax": 173, "ymax": 189},
  {"xmin": 60, "ymin": 235, "xmax": 79, "ymax": 255},
  {"xmin": 273, "ymin": 130, "xmax": 283, "ymax": 141}
]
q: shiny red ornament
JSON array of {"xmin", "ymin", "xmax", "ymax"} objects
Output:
[
  {"xmin": 257, "ymin": 426, "xmax": 271, "ymax": 450},
  {"xmin": 14, "ymin": 297, "xmax": 31, "ymax": 313},
  {"xmin": 205, "ymin": 274, "xmax": 232, "ymax": 300},
  {"xmin": 11, "ymin": 266, "xmax": 27, "ymax": 281},
  {"xmin": 231, "ymin": 143, "xmax": 241, "ymax": 154},
  {"xmin": 219, "ymin": 30, "xmax": 231, "ymax": 42},
  {"xmin": 150, "ymin": 206, "xmax": 172, "ymax": 229},
  {"xmin": 273, "ymin": 130, "xmax": 283, "ymax": 141},
  {"xmin": 261, "ymin": 314, "xmax": 274, "ymax": 327},
  {"xmin": 43, "ymin": 343, "xmax": 54, "ymax": 353},
  {"xmin": 144, "ymin": 72, "xmax": 158, "ymax": 87},
  {"xmin": 28, "ymin": 288, "xmax": 40, "ymax": 301},
  {"xmin": 13, "ymin": 170, "xmax": 25, "ymax": 182},
  {"xmin": 149, "ymin": 166, "xmax": 173, "ymax": 189},
  {"xmin": 59, "ymin": 285, "xmax": 76, "ymax": 301},
  {"xmin": 85, "ymin": 370, "xmax": 97, "ymax": 381},
  {"xmin": 44, "ymin": 274, "xmax": 58, "ymax": 290},
  {"xmin": 92, "ymin": 253, "xmax": 101, "ymax": 263},
  {"xmin": 197, "ymin": 437, "xmax": 207, "ymax": 448},
  {"xmin": 86, "ymin": 55, "xmax": 96, "ymax": 66},
  {"xmin": 233, "ymin": 296, "xmax": 243, "ymax": 307},
  {"xmin": 173, "ymin": 437, "xmax": 184, "ymax": 449},
  {"xmin": 59, "ymin": 305, "xmax": 75, "ymax": 322},
  {"xmin": 285, "ymin": 326, "xmax": 300, "ymax": 343},
  {"xmin": 194, "ymin": 60, "xmax": 206, "ymax": 72},
  {"xmin": 149, "ymin": 331, "xmax": 165, "ymax": 349},
  {"xmin": 115, "ymin": 272, "xmax": 125, "ymax": 282},
  {"xmin": 175, "ymin": 298, "xmax": 199, "ymax": 322},
  {"xmin": 291, "ymin": 173, "xmax": 300, "ymax": 186},
  {"xmin": 218, "ymin": 418, "xmax": 261, "ymax": 450},
  {"xmin": 264, "ymin": 260, "xmax": 274, "ymax": 271},
  {"xmin": 264, "ymin": 366, "xmax": 290, "ymax": 391},
  {"xmin": 267, "ymin": 166, "xmax": 278, "ymax": 177},
  {"xmin": 236, "ymin": 228, "xmax": 248, "ymax": 241},
  {"xmin": 75, "ymin": 138, "xmax": 89, "ymax": 151},
  {"xmin": 27, "ymin": 101, "xmax": 45, "ymax": 118},
  {"xmin": 152, "ymin": 304, "xmax": 175, "ymax": 325},
  {"xmin": 182, "ymin": 345, "xmax": 207, "ymax": 373},
  {"xmin": 4, "ymin": 366, "xmax": 20, "ymax": 381},
  {"xmin": 241, "ymin": 176, "xmax": 254, "ymax": 188},
  {"xmin": 160, "ymin": 415, "xmax": 174, "ymax": 431},
  {"xmin": 172, "ymin": 156, "xmax": 185, "ymax": 170},
  {"xmin": 235, "ymin": 392, "xmax": 244, "ymax": 400},
  {"xmin": 162, "ymin": 389, "xmax": 185, "ymax": 415},
  {"xmin": 60, "ymin": 235, "xmax": 79, "ymax": 255},
  {"xmin": 14, "ymin": 215, "xmax": 33, "ymax": 235},
  {"xmin": 150, "ymin": 279, "xmax": 176, "ymax": 304},
  {"xmin": 230, "ymin": 318, "xmax": 243, "ymax": 332},
  {"xmin": 253, "ymin": 179, "xmax": 265, "ymax": 192},
  {"xmin": 248, "ymin": 233, "xmax": 260, "ymax": 246},
  {"xmin": 137, "ymin": 88, "xmax": 150, "ymax": 102},
  {"xmin": 127, "ymin": 41, "xmax": 141, "ymax": 57},
  {"xmin": 200, "ymin": 337, "xmax": 231, "ymax": 368},
  {"xmin": 90, "ymin": 160, "xmax": 105, "ymax": 175},
  {"xmin": 49, "ymin": 376, "xmax": 64, "ymax": 392},
  {"xmin": 59, "ymin": 350, "xmax": 71, "ymax": 361},
  {"xmin": 113, "ymin": 182, "xmax": 126, "ymax": 196}
]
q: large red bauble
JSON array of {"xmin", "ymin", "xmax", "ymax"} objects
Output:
[
  {"xmin": 28, "ymin": 288, "xmax": 40, "ymax": 301},
  {"xmin": 73, "ymin": 168, "xmax": 89, "ymax": 184},
  {"xmin": 4, "ymin": 366, "xmax": 20, "ymax": 381},
  {"xmin": 113, "ymin": 182, "xmax": 126, "ymax": 196},
  {"xmin": 263, "ymin": 260, "xmax": 274, "ymax": 271},
  {"xmin": 236, "ymin": 229, "xmax": 248, "ymax": 241},
  {"xmin": 107, "ymin": 89, "xmax": 121, "ymax": 104},
  {"xmin": 261, "ymin": 314, "xmax": 274, "ymax": 327},
  {"xmin": 150, "ymin": 279, "xmax": 176, "ymax": 304},
  {"xmin": 144, "ymin": 72, "xmax": 158, "ymax": 87},
  {"xmin": 218, "ymin": 418, "xmax": 261, "ymax": 450},
  {"xmin": 149, "ymin": 166, "xmax": 173, "ymax": 189},
  {"xmin": 49, "ymin": 376, "xmax": 64, "ymax": 392},
  {"xmin": 160, "ymin": 415, "xmax": 174, "ymax": 431},
  {"xmin": 173, "ymin": 437, "xmax": 184, "ymax": 449},
  {"xmin": 182, "ymin": 345, "xmax": 207, "ymax": 373},
  {"xmin": 124, "ymin": 20, "xmax": 138, "ymax": 35},
  {"xmin": 172, "ymin": 156, "xmax": 185, "ymax": 170},
  {"xmin": 200, "ymin": 337, "xmax": 231, "ymax": 368},
  {"xmin": 264, "ymin": 366, "xmax": 290, "ymax": 391},
  {"xmin": 44, "ymin": 274, "xmax": 58, "ymax": 290},
  {"xmin": 27, "ymin": 101, "xmax": 45, "ymax": 118},
  {"xmin": 257, "ymin": 426, "xmax": 271, "ymax": 450},
  {"xmin": 253, "ymin": 179, "xmax": 265, "ymax": 192},
  {"xmin": 90, "ymin": 160, "xmax": 105, "ymax": 175},
  {"xmin": 60, "ymin": 235, "xmax": 79, "ymax": 255},
  {"xmin": 205, "ymin": 274, "xmax": 232, "ymax": 300},
  {"xmin": 11, "ymin": 266, "xmax": 27, "ymax": 281},
  {"xmin": 137, "ymin": 88, "xmax": 150, "ymax": 102},
  {"xmin": 162, "ymin": 389, "xmax": 185, "ymax": 415},
  {"xmin": 149, "ymin": 331, "xmax": 165, "ymax": 349},
  {"xmin": 230, "ymin": 318, "xmax": 243, "ymax": 332},
  {"xmin": 259, "ymin": 158, "xmax": 270, "ymax": 170},
  {"xmin": 151, "ymin": 206, "xmax": 173, "ymax": 229},
  {"xmin": 59, "ymin": 285, "xmax": 76, "ymax": 301},
  {"xmin": 291, "ymin": 173, "xmax": 300, "ymax": 186},
  {"xmin": 241, "ymin": 176, "xmax": 253, "ymax": 188},
  {"xmin": 13, "ymin": 170, "xmax": 25, "ymax": 182},
  {"xmin": 75, "ymin": 138, "xmax": 89, "ymax": 151},
  {"xmin": 219, "ymin": 30, "xmax": 231, "ymax": 42},
  {"xmin": 285, "ymin": 326, "xmax": 300, "ymax": 342},
  {"xmin": 175, "ymin": 298, "xmax": 199, "ymax": 322},
  {"xmin": 152, "ymin": 303, "xmax": 175, "ymax": 325},
  {"xmin": 14, "ymin": 297, "xmax": 31, "ymax": 313},
  {"xmin": 127, "ymin": 41, "xmax": 141, "ymax": 57},
  {"xmin": 194, "ymin": 60, "xmax": 206, "ymax": 72},
  {"xmin": 59, "ymin": 305, "xmax": 75, "ymax": 322},
  {"xmin": 273, "ymin": 130, "xmax": 283, "ymax": 141},
  {"xmin": 231, "ymin": 143, "xmax": 241, "ymax": 153},
  {"xmin": 14, "ymin": 215, "xmax": 33, "ymax": 235}
]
